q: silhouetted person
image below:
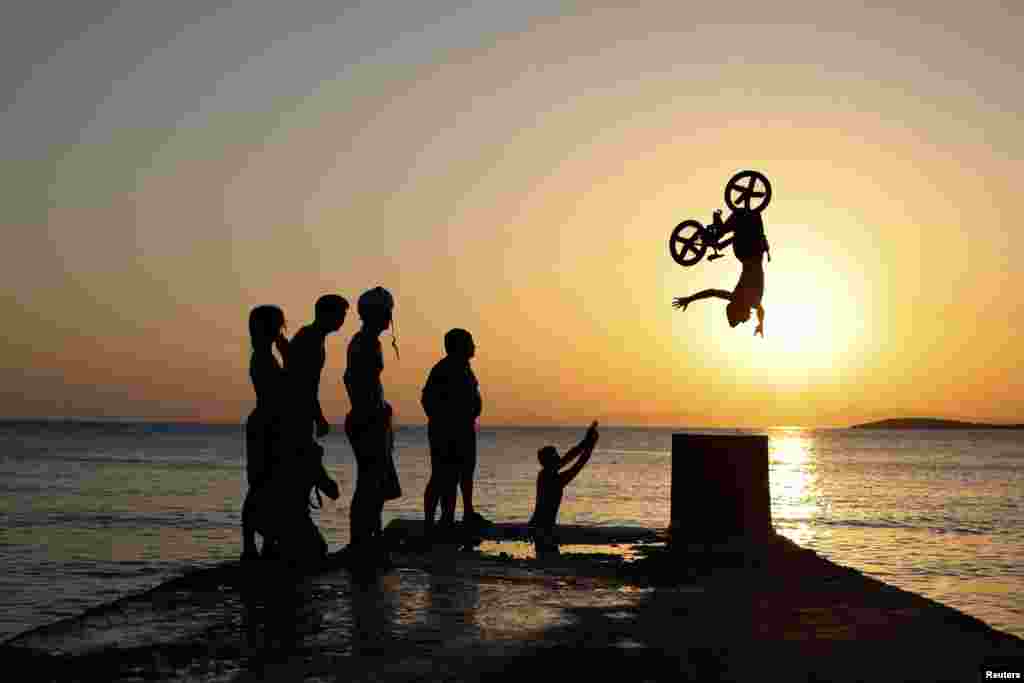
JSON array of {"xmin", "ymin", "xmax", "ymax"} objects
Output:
[
  {"xmin": 673, "ymin": 207, "xmax": 770, "ymax": 336},
  {"xmin": 278, "ymin": 294, "xmax": 347, "ymax": 565},
  {"xmin": 242, "ymin": 305, "xmax": 289, "ymax": 560},
  {"xmin": 288, "ymin": 294, "xmax": 349, "ymax": 440},
  {"xmin": 421, "ymin": 328, "xmax": 484, "ymax": 542},
  {"xmin": 528, "ymin": 421, "xmax": 600, "ymax": 558},
  {"xmin": 343, "ymin": 287, "xmax": 397, "ymax": 569}
]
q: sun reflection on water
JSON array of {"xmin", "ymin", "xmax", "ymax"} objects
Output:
[{"xmin": 768, "ymin": 429, "xmax": 822, "ymax": 549}]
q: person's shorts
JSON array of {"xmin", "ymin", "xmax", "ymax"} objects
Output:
[
  {"xmin": 733, "ymin": 263, "xmax": 764, "ymax": 310},
  {"xmin": 345, "ymin": 415, "xmax": 389, "ymax": 491},
  {"xmin": 428, "ymin": 423, "xmax": 476, "ymax": 480}
]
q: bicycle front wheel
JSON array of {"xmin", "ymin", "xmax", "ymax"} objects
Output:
[{"xmin": 724, "ymin": 170, "xmax": 772, "ymax": 213}]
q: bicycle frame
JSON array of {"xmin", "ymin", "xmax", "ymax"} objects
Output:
[
  {"xmin": 668, "ymin": 170, "xmax": 771, "ymax": 268},
  {"xmin": 704, "ymin": 211, "xmax": 736, "ymax": 258}
]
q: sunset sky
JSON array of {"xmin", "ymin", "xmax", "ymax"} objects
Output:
[{"xmin": 2, "ymin": 1, "xmax": 1021, "ymax": 427}]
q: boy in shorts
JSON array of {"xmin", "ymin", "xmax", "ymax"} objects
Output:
[{"xmin": 421, "ymin": 328, "xmax": 483, "ymax": 542}]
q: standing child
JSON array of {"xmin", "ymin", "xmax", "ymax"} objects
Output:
[
  {"xmin": 287, "ymin": 294, "xmax": 349, "ymax": 441},
  {"xmin": 528, "ymin": 421, "xmax": 600, "ymax": 557},
  {"xmin": 421, "ymin": 328, "xmax": 483, "ymax": 543},
  {"xmin": 280, "ymin": 294, "xmax": 347, "ymax": 566},
  {"xmin": 343, "ymin": 287, "xmax": 398, "ymax": 567}
]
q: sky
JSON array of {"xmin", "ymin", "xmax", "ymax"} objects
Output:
[{"xmin": 2, "ymin": 1, "xmax": 1022, "ymax": 428}]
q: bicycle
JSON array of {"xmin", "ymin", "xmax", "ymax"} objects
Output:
[{"xmin": 669, "ymin": 170, "xmax": 772, "ymax": 267}]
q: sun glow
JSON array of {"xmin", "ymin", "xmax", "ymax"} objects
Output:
[
  {"xmin": 757, "ymin": 295, "xmax": 857, "ymax": 374},
  {"xmin": 762, "ymin": 299, "xmax": 822, "ymax": 354},
  {"xmin": 753, "ymin": 224, "xmax": 870, "ymax": 374}
]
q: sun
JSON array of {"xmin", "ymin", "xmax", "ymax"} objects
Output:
[
  {"xmin": 756, "ymin": 263, "xmax": 863, "ymax": 373},
  {"xmin": 763, "ymin": 300, "xmax": 824, "ymax": 354}
]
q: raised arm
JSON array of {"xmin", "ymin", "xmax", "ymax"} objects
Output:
[
  {"xmin": 559, "ymin": 422, "xmax": 599, "ymax": 486},
  {"xmin": 559, "ymin": 441, "xmax": 594, "ymax": 487},
  {"xmin": 558, "ymin": 441, "xmax": 586, "ymax": 468}
]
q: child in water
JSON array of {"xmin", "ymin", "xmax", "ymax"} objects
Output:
[{"xmin": 528, "ymin": 421, "xmax": 600, "ymax": 557}]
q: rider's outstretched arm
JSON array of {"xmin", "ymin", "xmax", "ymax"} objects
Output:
[
  {"xmin": 673, "ymin": 289, "xmax": 732, "ymax": 310},
  {"xmin": 689, "ymin": 289, "xmax": 733, "ymax": 304}
]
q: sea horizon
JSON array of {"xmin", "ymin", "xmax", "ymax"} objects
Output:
[{"xmin": 4, "ymin": 416, "xmax": 1023, "ymax": 430}]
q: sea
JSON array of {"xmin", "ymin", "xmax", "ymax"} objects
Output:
[{"xmin": 0, "ymin": 422, "xmax": 1021, "ymax": 642}]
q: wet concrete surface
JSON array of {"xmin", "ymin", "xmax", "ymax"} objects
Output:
[{"xmin": 4, "ymin": 534, "xmax": 1023, "ymax": 681}]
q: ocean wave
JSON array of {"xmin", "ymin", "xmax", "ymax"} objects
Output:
[
  {"xmin": 775, "ymin": 517, "xmax": 996, "ymax": 536},
  {"xmin": 0, "ymin": 511, "xmax": 233, "ymax": 532}
]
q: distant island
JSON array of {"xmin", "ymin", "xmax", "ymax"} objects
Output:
[{"xmin": 851, "ymin": 418, "xmax": 1024, "ymax": 430}]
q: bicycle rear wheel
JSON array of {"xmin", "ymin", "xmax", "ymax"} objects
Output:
[{"xmin": 669, "ymin": 220, "xmax": 708, "ymax": 266}]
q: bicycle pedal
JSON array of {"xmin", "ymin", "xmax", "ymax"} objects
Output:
[{"xmin": 708, "ymin": 253, "xmax": 724, "ymax": 261}]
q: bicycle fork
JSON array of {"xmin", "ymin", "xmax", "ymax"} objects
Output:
[{"xmin": 707, "ymin": 211, "xmax": 725, "ymax": 261}]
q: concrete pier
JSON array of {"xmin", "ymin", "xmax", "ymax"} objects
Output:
[
  {"xmin": 670, "ymin": 433, "xmax": 772, "ymax": 548},
  {"xmin": 5, "ymin": 433, "xmax": 1023, "ymax": 680},
  {"xmin": 5, "ymin": 536, "xmax": 1023, "ymax": 681}
]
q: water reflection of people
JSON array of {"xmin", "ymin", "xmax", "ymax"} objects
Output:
[
  {"xmin": 350, "ymin": 572, "xmax": 401, "ymax": 656},
  {"xmin": 344, "ymin": 287, "xmax": 399, "ymax": 571},
  {"xmin": 528, "ymin": 421, "xmax": 600, "ymax": 558},
  {"xmin": 239, "ymin": 572, "xmax": 325, "ymax": 669},
  {"xmin": 426, "ymin": 573, "xmax": 480, "ymax": 647}
]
